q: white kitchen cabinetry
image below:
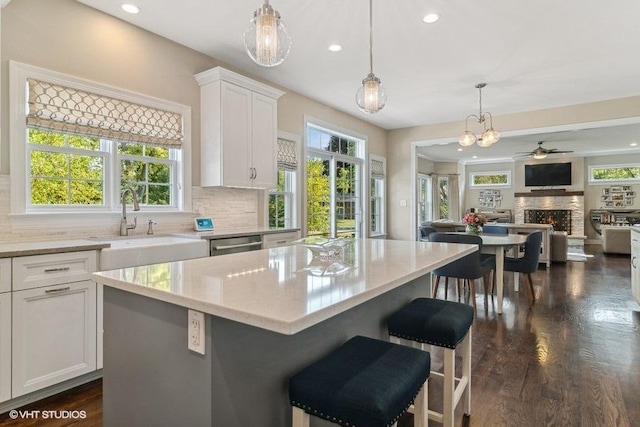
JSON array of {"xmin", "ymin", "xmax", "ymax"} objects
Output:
[
  {"xmin": 0, "ymin": 258, "xmax": 11, "ymax": 403},
  {"xmin": 11, "ymin": 251, "xmax": 97, "ymax": 398},
  {"xmin": 263, "ymin": 231, "xmax": 300, "ymax": 248},
  {"xmin": 632, "ymin": 228, "xmax": 640, "ymax": 304},
  {"xmin": 195, "ymin": 67, "xmax": 284, "ymax": 189}
]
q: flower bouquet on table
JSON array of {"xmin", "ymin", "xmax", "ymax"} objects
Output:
[{"xmin": 462, "ymin": 212, "xmax": 488, "ymax": 235}]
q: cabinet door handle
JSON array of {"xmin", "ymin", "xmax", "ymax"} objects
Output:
[
  {"xmin": 276, "ymin": 240, "xmax": 287, "ymax": 244},
  {"xmin": 45, "ymin": 286, "xmax": 71, "ymax": 294},
  {"xmin": 253, "ymin": 168, "xmax": 257, "ymax": 180},
  {"xmin": 633, "ymin": 257, "xmax": 637, "ymax": 268},
  {"xmin": 44, "ymin": 267, "xmax": 71, "ymax": 273}
]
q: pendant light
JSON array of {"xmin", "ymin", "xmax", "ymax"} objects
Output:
[
  {"xmin": 356, "ymin": 0, "xmax": 386, "ymax": 114},
  {"xmin": 244, "ymin": 0, "xmax": 292, "ymax": 67},
  {"xmin": 459, "ymin": 83, "xmax": 500, "ymax": 147}
]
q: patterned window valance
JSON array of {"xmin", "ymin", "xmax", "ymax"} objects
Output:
[
  {"xmin": 27, "ymin": 79, "xmax": 183, "ymax": 148},
  {"xmin": 277, "ymin": 137, "xmax": 298, "ymax": 171},
  {"xmin": 371, "ymin": 158, "xmax": 385, "ymax": 179}
]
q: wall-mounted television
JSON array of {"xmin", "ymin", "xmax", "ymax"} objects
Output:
[{"xmin": 524, "ymin": 162, "xmax": 572, "ymax": 187}]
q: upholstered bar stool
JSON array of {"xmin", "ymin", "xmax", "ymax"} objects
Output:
[
  {"xmin": 388, "ymin": 298, "xmax": 474, "ymax": 427},
  {"xmin": 289, "ymin": 335, "xmax": 430, "ymax": 427}
]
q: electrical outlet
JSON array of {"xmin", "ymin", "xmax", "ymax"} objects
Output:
[{"xmin": 188, "ymin": 309, "xmax": 205, "ymax": 355}]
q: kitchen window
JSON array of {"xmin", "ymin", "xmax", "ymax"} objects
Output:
[
  {"xmin": 305, "ymin": 122, "xmax": 364, "ymax": 238},
  {"xmin": 10, "ymin": 62, "xmax": 190, "ymax": 214},
  {"xmin": 269, "ymin": 136, "xmax": 298, "ymax": 229}
]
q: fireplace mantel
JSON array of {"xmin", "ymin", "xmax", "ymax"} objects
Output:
[{"xmin": 515, "ymin": 190, "xmax": 584, "ymax": 197}]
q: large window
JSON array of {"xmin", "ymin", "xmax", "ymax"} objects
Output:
[
  {"xmin": 306, "ymin": 123, "xmax": 364, "ymax": 238},
  {"xmin": 28, "ymin": 129, "xmax": 179, "ymax": 209},
  {"xmin": 589, "ymin": 164, "xmax": 640, "ymax": 183},
  {"xmin": 11, "ymin": 62, "xmax": 189, "ymax": 214},
  {"xmin": 438, "ymin": 176, "xmax": 449, "ymax": 219}
]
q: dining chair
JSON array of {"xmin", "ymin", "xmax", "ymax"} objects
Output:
[
  {"xmin": 503, "ymin": 231, "xmax": 543, "ymax": 302},
  {"xmin": 482, "ymin": 225, "xmax": 508, "ymax": 235},
  {"xmin": 418, "ymin": 225, "xmax": 437, "ymax": 242},
  {"xmin": 429, "ymin": 233, "xmax": 495, "ymax": 315}
]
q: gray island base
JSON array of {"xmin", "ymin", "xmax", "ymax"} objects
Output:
[
  {"xmin": 103, "ymin": 278, "xmax": 427, "ymax": 427},
  {"xmin": 95, "ymin": 239, "xmax": 475, "ymax": 426}
]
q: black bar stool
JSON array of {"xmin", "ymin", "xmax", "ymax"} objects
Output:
[
  {"xmin": 289, "ymin": 335, "xmax": 431, "ymax": 427},
  {"xmin": 388, "ymin": 298, "xmax": 473, "ymax": 427}
]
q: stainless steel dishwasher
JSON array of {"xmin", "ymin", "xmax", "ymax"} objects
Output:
[{"xmin": 208, "ymin": 234, "xmax": 263, "ymax": 256}]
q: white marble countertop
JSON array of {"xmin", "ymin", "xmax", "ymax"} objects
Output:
[
  {"xmin": 173, "ymin": 227, "xmax": 300, "ymax": 240},
  {"xmin": 0, "ymin": 239, "xmax": 111, "ymax": 258},
  {"xmin": 93, "ymin": 239, "xmax": 476, "ymax": 335}
]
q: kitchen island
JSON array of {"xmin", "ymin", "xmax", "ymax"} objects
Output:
[{"xmin": 93, "ymin": 238, "xmax": 475, "ymax": 427}]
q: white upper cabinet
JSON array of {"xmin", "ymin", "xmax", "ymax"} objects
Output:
[{"xmin": 195, "ymin": 67, "xmax": 284, "ymax": 189}]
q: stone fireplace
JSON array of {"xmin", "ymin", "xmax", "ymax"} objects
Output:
[
  {"xmin": 524, "ymin": 209, "xmax": 572, "ymax": 234},
  {"xmin": 515, "ymin": 190, "xmax": 584, "ymax": 237}
]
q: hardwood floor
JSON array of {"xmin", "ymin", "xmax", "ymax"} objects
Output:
[{"xmin": 1, "ymin": 245, "xmax": 638, "ymax": 426}]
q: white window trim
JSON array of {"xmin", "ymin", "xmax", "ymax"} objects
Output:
[
  {"xmin": 369, "ymin": 154, "xmax": 386, "ymax": 237},
  {"xmin": 303, "ymin": 116, "xmax": 367, "ymax": 238},
  {"xmin": 265, "ymin": 131, "xmax": 300, "ymax": 229},
  {"xmin": 9, "ymin": 61, "xmax": 192, "ymax": 217},
  {"xmin": 469, "ymin": 170, "xmax": 512, "ymax": 188},
  {"xmin": 588, "ymin": 163, "xmax": 640, "ymax": 184}
]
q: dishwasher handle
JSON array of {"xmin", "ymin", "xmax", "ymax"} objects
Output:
[{"xmin": 211, "ymin": 241, "xmax": 263, "ymax": 251}]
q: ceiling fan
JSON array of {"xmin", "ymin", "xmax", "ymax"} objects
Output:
[{"xmin": 515, "ymin": 141, "xmax": 574, "ymax": 159}]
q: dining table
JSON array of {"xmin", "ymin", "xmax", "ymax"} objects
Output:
[{"xmin": 446, "ymin": 232, "xmax": 528, "ymax": 314}]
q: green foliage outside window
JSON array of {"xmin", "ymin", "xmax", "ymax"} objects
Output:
[
  {"xmin": 269, "ymin": 170, "xmax": 287, "ymax": 228},
  {"xmin": 591, "ymin": 166, "xmax": 640, "ymax": 181},
  {"xmin": 306, "ymin": 158, "xmax": 330, "ymax": 236},
  {"xmin": 29, "ymin": 129, "xmax": 103, "ymax": 205},
  {"xmin": 472, "ymin": 173, "xmax": 508, "ymax": 185}
]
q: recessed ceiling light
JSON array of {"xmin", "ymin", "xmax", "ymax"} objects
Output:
[
  {"xmin": 422, "ymin": 13, "xmax": 440, "ymax": 24},
  {"xmin": 327, "ymin": 44, "xmax": 343, "ymax": 52},
  {"xmin": 472, "ymin": 155, "xmax": 478, "ymax": 159},
  {"xmin": 457, "ymin": 148, "xmax": 463, "ymax": 152},
  {"xmin": 121, "ymin": 4, "xmax": 140, "ymax": 14},
  {"xmin": 631, "ymin": 142, "xmax": 638, "ymax": 147}
]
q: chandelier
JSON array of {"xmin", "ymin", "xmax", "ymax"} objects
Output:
[
  {"xmin": 459, "ymin": 83, "xmax": 500, "ymax": 148},
  {"xmin": 355, "ymin": 0, "xmax": 386, "ymax": 114},
  {"xmin": 244, "ymin": 0, "xmax": 292, "ymax": 67}
]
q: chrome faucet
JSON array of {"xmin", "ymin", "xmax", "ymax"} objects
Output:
[
  {"xmin": 120, "ymin": 188, "xmax": 140, "ymax": 236},
  {"xmin": 147, "ymin": 219, "xmax": 157, "ymax": 235}
]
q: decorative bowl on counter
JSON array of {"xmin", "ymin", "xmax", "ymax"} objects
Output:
[{"xmin": 295, "ymin": 237, "xmax": 354, "ymax": 260}]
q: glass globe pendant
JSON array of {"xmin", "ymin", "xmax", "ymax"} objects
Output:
[
  {"xmin": 244, "ymin": 1, "xmax": 292, "ymax": 67},
  {"xmin": 355, "ymin": 0, "xmax": 386, "ymax": 114},
  {"xmin": 356, "ymin": 73, "xmax": 387, "ymax": 114}
]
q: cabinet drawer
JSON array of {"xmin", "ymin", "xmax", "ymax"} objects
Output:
[
  {"xmin": 12, "ymin": 251, "xmax": 97, "ymax": 291},
  {"xmin": 262, "ymin": 231, "xmax": 300, "ymax": 248},
  {"xmin": 0, "ymin": 258, "xmax": 10, "ymax": 294}
]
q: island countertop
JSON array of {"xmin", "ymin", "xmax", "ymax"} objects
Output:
[{"xmin": 93, "ymin": 238, "xmax": 475, "ymax": 335}]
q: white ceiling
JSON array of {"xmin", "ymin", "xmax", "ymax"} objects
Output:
[{"xmin": 76, "ymin": 0, "xmax": 640, "ymax": 161}]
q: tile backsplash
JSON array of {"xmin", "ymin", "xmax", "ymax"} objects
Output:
[{"xmin": 0, "ymin": 175, "xmax": 261, "ymax": 242}]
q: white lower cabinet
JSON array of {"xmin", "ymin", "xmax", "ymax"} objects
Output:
[
  {"xmin": 0, "ymin": 292, "xmax": 11, "ymax": 403},
  {"xmin": 12, "ymin": 280, "xmax": 97, "ymax": 397},
  {"xmin": 262, "ymin": 231, "xmax": 300, "ymax": 248}
]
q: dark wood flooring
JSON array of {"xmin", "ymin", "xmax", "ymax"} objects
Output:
[{"xmin": 1, "ymin": 244, "xmax": 638, "ymax": 427}]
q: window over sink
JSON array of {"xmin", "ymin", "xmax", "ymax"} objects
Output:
[{"xmin": 10, "ymin": 61, "xmax": 190, "ymax": 215}]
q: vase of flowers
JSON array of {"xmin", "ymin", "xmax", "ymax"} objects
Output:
[{"xmin": 462, "ymin": 212, "xmax": 487, "ymax": 235}]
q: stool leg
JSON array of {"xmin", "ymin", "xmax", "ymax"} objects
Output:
[
  {"xmin": 413, "ymin": 380, "xmax": 429, "ymax": 427},
  {"xmin": 444, "ymin": 277, "xmax": 449, "ymax": 299},
  {"xmin": 469, "ymin": 279, "xmax": 477, "ymax": 316},
  {"xmin": 443, "ymin": 348, "xmax": 455, "ymax": 427},
  {"xmin": 292, "ymin": 407, "xmax": 310, "ymax": 427},
  {"xmin": 433, "ymin": 276, "xmax": 441, "ymax": 298},
  {"xmin": 462, "ymin": 327, "xmax": 472, "ymax": 416}
]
